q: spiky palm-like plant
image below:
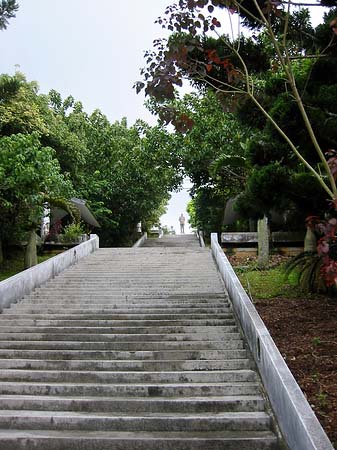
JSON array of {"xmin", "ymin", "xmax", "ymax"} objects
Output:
[{"xmin": 285, "ymin": 252, "xmax": 326, "ymax": 293}]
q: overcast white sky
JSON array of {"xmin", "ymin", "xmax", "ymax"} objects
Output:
[
  {"xmin": 0, "ymin": 1, "xmax": 327, "ymax": 233},
  {"xmin": 1, "ymin": 0, "xmax": 172, "ymax": 125}
]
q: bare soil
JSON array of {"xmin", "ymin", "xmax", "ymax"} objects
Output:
[{"xmin": 229, "ymin": 255, "xmax": 337, "ymax": 448}]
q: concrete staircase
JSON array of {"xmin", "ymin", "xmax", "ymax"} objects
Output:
[{"xmin": 0, "ymin": 235, "xmax": 282, "ymax": 449}]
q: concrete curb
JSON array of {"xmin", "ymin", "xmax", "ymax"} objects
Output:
[
  {"xmin": 0, "ymin": 235, "xmax": 99, "ymax": 311},
  {"xmin": 211, "ymin": 233, "xmax": 334, "ymax": 450},
  {"xmin": 133, "ymin": 232, "xmax": 148, "ymax": 248}
]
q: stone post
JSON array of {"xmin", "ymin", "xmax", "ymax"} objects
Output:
[
  {"xmin": 304, "ymin": 226, "xmax": 316, "ymax": 253},
  {"xmin": 24, "ymin": 229, "xmax": 38, "ymax": 269},
  {"xmin": 258, "ymin": 215, "xmax": 270, "ymax": 269}
]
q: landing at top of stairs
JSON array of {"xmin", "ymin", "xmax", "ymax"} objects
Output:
[{"xmin": 142, "ymin": 234, "xmax": 201, "ymax": 248}]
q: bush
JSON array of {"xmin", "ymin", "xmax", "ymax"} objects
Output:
[{"xmin": 59, "ymin": 223, "xmax": 85, "ymax": 243}]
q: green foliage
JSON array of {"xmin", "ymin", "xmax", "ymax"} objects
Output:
[
  {"xmin": 0, "ymin": 73, "xmax": 49, "ymax": 137},
  {"xmin": 235, "ymin": 163, "xmax": 291, "ymax": 219},
  {"xmin": 0, "ymin": 130, "xmax": 75, "ymax": 269},
  {"xmin": 0, "ymin": 132, "xmax": 74, "ymax": 269},
  {"xmin": 46, "ymin": 197, "xmax": 81, "ymax": 224},
  {"xmin": 0, "ymin": 133, "xmax": 73, "ymax": 235},
  {"xmin": 0, "ymin": 73, "xmax": 22, "ymax": 103},
  {"xmin": 79, "ymin": 115, "xmax": 181, "ymax": 246},
  {"xmin": 60, "ymin": 223, "xmax": 85, "ymax": 243},
  {"xmin": 0, "ymin": 0, "xmax": 19, "ymax": 30},
  {"xmin": 235, "ymin": 30, "xmax": 337, "ymax": 221},
  {"xmin": 186, "ymin": 200, "xmax": 196, "ymax": 230},
  {"xmin": 245, "ymin": 135, "xmax": 291, "ymax": 166},
  {"xmin": 187, "ymin": 188, "xmax": 225, "ymax": 237},
  {"xmin": 154, "ymin": 91, "xmax": 250, "ymax": 235}
]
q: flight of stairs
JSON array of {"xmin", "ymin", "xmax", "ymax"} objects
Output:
[{"xmin": 0, "ymin": 235, "xmax": 282, "ymax": 449}]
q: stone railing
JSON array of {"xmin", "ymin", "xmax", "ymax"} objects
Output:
[
  {"xmin": 133, "ymin": 232, "xmax": 148, "ymax": 248},
  {"xmin": 196, "ymin": 230, "xmax": 206, "ymax": 248},
  {"xmin": 221, "ymin": 231, "xmax": 305, "ymax": 245},
  {"xmin": 0, "ymin": 234, "xmax": 99, "ymax": 312}
]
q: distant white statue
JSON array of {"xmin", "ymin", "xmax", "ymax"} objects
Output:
[{"xmin": 179, "ymin": 213, "xmax": 186, "ymax": 234}]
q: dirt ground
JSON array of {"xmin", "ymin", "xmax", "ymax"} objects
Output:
[
  {"xmin": 256, "ymin": 296, "xmax": 337, "ymax": 448},
  {"xmin": 229, "ymin": 256, "xmax": 337, "ymax": 448}
]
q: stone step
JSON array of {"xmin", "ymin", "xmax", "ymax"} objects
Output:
[
  {"xmin": 0, "ymin": 328, "xmax": 238, "ymax": 338},
  {"xmin": 0, "ymin": 395, "xmax": 266, "ymax": 413},
  {"xmin": 25, "ymin": 295, "xmax": 227, "ymax": 302},
  {"xmin": 0, "ymin": 370, "xmax": 257, "ymax": 383},
  {"xmin": 0, "ymin": 349, "xmax": 247, "ymax": 360},
  {"xmin": 26, "ymin": 292, "xmax": 226, "ymax": 298},
  {"xmin": 24, "ymin": 298, "xmax": 227, "ymax": 308},
  {"xmin": 30, "ymin": 284, "xmax": 224, "ymax": 299},
  {"xmin": 0, "ymin": 381, "xmax": 261, "ymax": 397},
  {"xmin": 41, "ymin": 285, "xmax": 224, "ymax": 291},
  {"xmin": 49, "ymin": 278, "xmax": 222, "ymax": 281},
  {"xmin": 28, "ymin": 291, "xmax": 226, "ymax": 297},
  {"xmin": 0, "ymin": 321, "xmax": 238, "ymax": 330},
  {"xmin": 45, "ymin": 276, "xmax": 222, "ymax": 282},
  {"xmin": 16, "ymin": 300, "xmax": 228, "ymax": 307},
  {"xmin": 66, "ymin": 267, "xmax": 215, "ymax": 270},
  {"xmin": 0, "ymin": 329, "xmax": 243, "ymax": 344},
  {"xmin": 32, "ymin": 292, "xmax": 225, "ymax": 297},
  {"xmin": 0, "ymin": 410, "xmax": 272, "ymax": 432},
  {"xmin": 1, "ymin": 321, "xmax": 241, "ymax": 341},
  {"xmin": 0, "ymin": 358, "xmax": 252, "ymax": 371},
  {"xmin": 0, "ymin": 340, "xmax": 244, "ymax": 351},
  {"xmin": 43, "ymin": 283, "xmax": 223, "ymax": 289},
  {"xmin": 0, "ymin": 313, "xmax": 234, "ymax": 321},
  {"xmin": 0, "ymin": 429, "xmax": 279, "ymax": 450},
  {"xmin": 2, "ymin": 302, "xmax": 231, "ymax": 312}
]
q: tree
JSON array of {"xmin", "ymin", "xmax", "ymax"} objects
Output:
[
  {"xmin": 0, "ymin": 0, "xmax": 19, "ymax": 30},
  {"xmin": 148, "ymin": 90, "xmax": 250, "ymax": 235},
  {"xmin": 137, "ymin": 0, "xmax": 337, "ymax": 195},
  {"xmin": 187, "ymin": 188, "xmax": 226, "ymax": 235},
  {"xmin": 0, "ymin": 133, "xmax": 74, "ymax": 267},
  {"xmin": 0, "ymin": 72, "xmax": 49, "ymax": 136},
  {"xmin": 0, "ymin": 75, "xmax": 90, "ymax": 189},
  {"xmin": 80, "ymin": 114, "xmax": 182, "ymax": 246}
]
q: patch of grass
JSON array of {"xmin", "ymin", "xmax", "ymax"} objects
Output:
[
  {"xmin": 0, "ymin": 253, "xmax": 55, "ymax": 282},
  {"xmin": 235, "ymin": 264, "xmax": 301, "ymax": 300}
]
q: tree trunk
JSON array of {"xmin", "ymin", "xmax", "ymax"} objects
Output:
[
  {"xmin": 0, "ymin": 240, "xmax": 3, "ymax": 266},
  {"xmin": 24, "ymin": 229, "xmax": 38, "ymax": 269},
  {"xmin": 258, "ymin": 215, "xmax": 270, "ymax": 269}
]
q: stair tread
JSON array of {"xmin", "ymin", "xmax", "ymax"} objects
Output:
[
  {"xmin": 0, "ymin": 394, "xmax": 264, "ymax": 401},
  {"xmin": 0, "ymin": 429, "xmax": 278, "ymax": 438},
  {"xmin": 0, "ymin": 409, "xmax": 269, "ymax": 418}
]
